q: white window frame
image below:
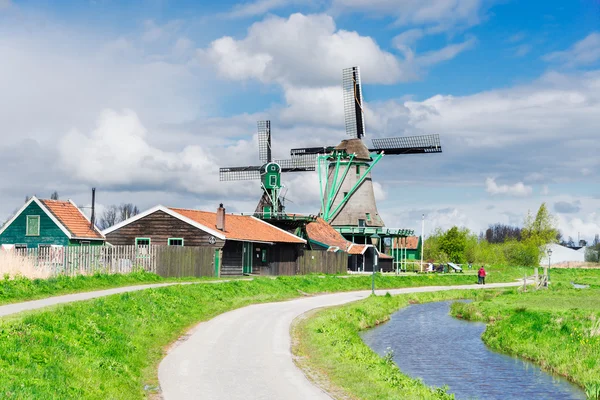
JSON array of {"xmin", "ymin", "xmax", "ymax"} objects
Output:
[{"xmin": 26, "ymin": 215, "xmax": 40, "ymax": 236}]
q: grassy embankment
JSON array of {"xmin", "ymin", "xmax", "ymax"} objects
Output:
[
  {"xmin": 452, "ymin": 278, "xmax": 600, "ymax": 399},
  {"xmin": 0, "ymin": 271, "xmax": 517, "ymax": 399},
  {"xmin": 0, "ymin": 271, "xmax": 210, "ymax": 306},
  {"xmin": 293, "ymin": 268, "xmax": 600, "ymax": 400},
  {"xmin": 0, "ymin": 261, "xmax": 528, "ymax": 307}
]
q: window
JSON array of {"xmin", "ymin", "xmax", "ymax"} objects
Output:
[
  {"xmin": 343, "ymin": 192, "xmax": 348, "ymax": 198},
  {"xmin": 168, "ymin": 238, "xmax": 184, "ymax": 246},
  {"xmin": 26, "ymin": 215, "xmax": 40, "ymax": 236},
  {"xmin": 261, "ymin": 249, "xmax": 267, "ymax": 263},
  {"xmin": 269, "ymin": 175, "xmax": 277, "ymax": 187},
  {"xmin": 15, "ymin": 244, "xmax": 27, "ymax": 254},
  {"xmin": 135, "ymin": 238, "xmax": 150, "ymax": 247},
  {"xmin": 356, "ymin": 165, "xmax": 360, "ymax": 175},
  {"xmin": 366, "ymin": 213, "xmax": 371, "ymax": 222},
  {"xmin": 136, "ymin": 238, "xmax": 151, "ymax": 256},
  {"xmin": 38, "ymin": 244, "xmax": 51, "ymax": 249},
  {"xmin": 80, "ymin": 241, "xmax": 90, "ymax": 246},
  {"xmin": 358, "ymin": 219, "xmax": 366, "ymax": 227}
]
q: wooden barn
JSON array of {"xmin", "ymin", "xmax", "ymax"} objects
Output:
[
  {"xmin": 0, "ymin": 196, "xmax": 105, "ymax": 249},
  {"xmin": 102, "ymin": 204, "xmax": 306, "ymax": 276}
]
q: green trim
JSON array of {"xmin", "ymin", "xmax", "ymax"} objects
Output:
[
  {"xmin": 214, "ymin": 248, "xmax": 220, "ymax": 277},
  {"xmin": 308, "ymin": 238, "xmax": 331, "ymax": 250},
  {"xmin": 26, "ymin": 215, "xmax": 40, "ymax": 236},
  {"xmin": 167, "ymin": 238, "xmax": 184, "ymax": 246}
]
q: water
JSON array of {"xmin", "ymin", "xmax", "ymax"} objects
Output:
[{"xmin": 361, "ymin": 301, "xmax": 585, "ymax": 400}]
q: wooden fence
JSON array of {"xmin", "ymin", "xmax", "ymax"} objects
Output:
[
  {"xmin": 0, "ymin": 246, "xmax": 347, "ymax": 278},
  {"xmin": 155, "ymin": 246, "xmax": 215, "ymax": 278},
  {"xmin": 297, "ymin": 250, "xmax": 347, "ymax": 274}
]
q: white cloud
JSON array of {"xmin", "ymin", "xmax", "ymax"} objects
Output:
[
  {"xmin": 222, "ymin": 0, "xmax": 299, "ymax": 18},
  {"xmin": 331, "ymin": 0, "xmax": 486, "ymax": 31},
  {"xmin": 202, "ymin": 13, "xmax": 406, "ymax": 86},
  {"xmin": 485, "ymin": 178, "xmax": 532, "ymax": 197},
  {"xmin": 514, "ymin": 44, "xmax": 531, "ymax": 57},
  {"xmin": 543, "ymin": 32, "xmax": 600, "ymax": 68},
  {"xmin": 413, "ymin": 36, "xmax": 477, "ymax": 66}
]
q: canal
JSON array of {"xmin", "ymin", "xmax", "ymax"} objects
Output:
[{"xmin": 361, "ymin": 301, "xmax": 585, "ymax": 399}]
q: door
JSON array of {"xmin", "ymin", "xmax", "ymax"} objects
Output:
[{"xmin": 242, "ymin": 242, "xmax": 253, "ymax": 274}]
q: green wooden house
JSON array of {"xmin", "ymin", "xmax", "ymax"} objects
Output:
[
  {"xmin": 0, "ymin": 196, "xmax": 105, "ymax": 250},
  {"xmin": 390, "ymin": 236, "xmax": 422, "ymax": 261}
]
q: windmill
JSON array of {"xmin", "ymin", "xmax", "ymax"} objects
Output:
[
  {"xmin": 290, "ymin": 66, "xmax": 442, "ymax": 230},
  {"xmin": 219, "ymin": 121, "xmax": 316, "ymax": 218}
]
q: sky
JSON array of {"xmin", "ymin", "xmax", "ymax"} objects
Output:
[{"xmin": 0, "ymin": 0, "xmax": 599, "ymax": 241}]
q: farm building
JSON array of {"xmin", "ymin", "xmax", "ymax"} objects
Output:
[
  {"xmin": 0, "ymin": 196, "xmax": 105, "ymax": 249},
  {"xmin": 305, "ymin": 217, "xmax": 393, "ymax": 272},
  {"xmin": 102, "ymin": 204, "xmax": 307, "ymax": 276},
  {"xmin": 390, "ymin": 236, "xmax": 421, "ymax": 261}
]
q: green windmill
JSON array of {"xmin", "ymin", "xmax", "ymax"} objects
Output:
[{"xmin": 219, "ymin": 121, "xmax": 316, "ymax": 219}]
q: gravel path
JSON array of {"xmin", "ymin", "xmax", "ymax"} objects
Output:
[{"xmin": 158, "ymin": 282, "xmax": 522, "ymax": 400}]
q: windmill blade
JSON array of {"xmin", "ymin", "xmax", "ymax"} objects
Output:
[
  {"xmin": 290, "ymin": 146, "xmax": 333, "ymax": 156},
  {"xmin": 219, "ymin": 166, "xmax": 262, "ymax": 181},
  {"xmin": 342, "ymin": 66, "xmax": 366, "ymax": 139},
  {"xmin": 257, "ymin": 120, "xmax": 272, "ymax": 164},
  {"xmin": 370, "ymin": 134, "xmax": 442, "ymax": 155},
  {"xmin": 275, "ymin": 158, "xmax": 317, "ymax": 172}
]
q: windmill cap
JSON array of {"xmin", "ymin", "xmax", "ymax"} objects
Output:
[{"xmin": 335, "ymin": 138, "xmax": 371, "ymax": 160}]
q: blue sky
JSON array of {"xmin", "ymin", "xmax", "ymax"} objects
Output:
[{"xmin": 0, "ymin": 0, "xmax": 599, "ymax": 240}]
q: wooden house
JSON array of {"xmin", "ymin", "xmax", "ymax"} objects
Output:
[
  {"xmin": 391, "ymin": 236, "xmax": 421, "ymax": 260},
  {"xmin": 102, "ymin": 204, "xmax": 306, "ymax": 276},
  {"xmin": 305, "ymin": 217, "xmax": 392, "ymax": 272},
  {"xmin": 0, "ymin": 196, "xmax": 105, "ymax": 249}
]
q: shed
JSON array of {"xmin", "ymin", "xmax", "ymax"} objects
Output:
[
  {"xmin": 102, "ymin": 204, "xmax": 306, "ymax": 276},
  {"xmin": 0, "ymin": 196, "xmax": 105, "ymax": 249}
]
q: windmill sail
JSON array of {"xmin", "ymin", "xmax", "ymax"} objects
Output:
[
  {"xmin": 257, "ymin": 120, "xmax": 272, "ymax": 164},
  {"xmin": 219, "ymin": 166, "xmax": 261, "ymax": 181},
  {"xmin": 343, "ymin": 66, "xmax": 365, "ymax": 139},
  {"xmin": 370, "ymin": 134, "xmax": 442, "ymax": 155}
]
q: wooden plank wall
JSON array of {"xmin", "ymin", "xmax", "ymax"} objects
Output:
[
  {"xmin": 155, "ymin": 246, "xmax": 215, "ymax": 277},
  {"xmin": 297, "ymin": 250, "xmax": 347, "ymax": 274}
]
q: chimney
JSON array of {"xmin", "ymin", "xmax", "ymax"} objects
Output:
[
  {"xmin": 216, "ymin": 203, "xmax": 226, "ymax": 231},
  {"xmin": 90, "ymin": 188, "xmax": 96, "ymax": 229}
]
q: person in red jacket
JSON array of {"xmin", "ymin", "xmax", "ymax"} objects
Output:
[{"xmin": 478, "ymin": 266, "xmax": 486, "ymax": 285}]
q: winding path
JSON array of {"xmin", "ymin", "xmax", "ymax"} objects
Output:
[{"xmin": 158, "ymin": 282, "xmax": 522, "ymax": 400}]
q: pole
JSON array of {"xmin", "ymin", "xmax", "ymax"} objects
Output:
[
  {"xmin": 371, "ymin": 248, "xmax": 376, "ymax": 295},
  {"xmin": 547, "ymin": 253, "xmax": 551, "ymax": 287},
  {"xmin": 420, "ymin": 214, "xmax": 425, "ymax": 273}
]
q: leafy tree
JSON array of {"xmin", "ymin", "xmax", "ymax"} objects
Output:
[
  {"xmin": 522, "ymin": 203, "xmax": 558, "ymax": 247},
  {"xmin": 439, "ymin": 226, "xmax": 468, "ymax": 264}
]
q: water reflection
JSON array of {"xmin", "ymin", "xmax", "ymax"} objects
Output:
[{"xmin": 361, "ymin": 301, "xmax": 585, "ymax": 400}]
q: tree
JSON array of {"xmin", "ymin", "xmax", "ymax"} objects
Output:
[
  {"xmin": 98, "ymin": 203, "xmax": 140, "ymax": 230},
  {"xmin": 98, "ymin": 205, "xmax": 119, "ymax": 230},
  {"xmin": 118, "ymin": 203, "xmax": 139, "ymax": 222},
  {"xmin": 50, "ymin": 191, "xmax": 59, "ymax": 200},
  {"xmin": 439, "ymin": 226, "xmax": 468, "ymax": 264},
  {"xmin": 522, "ymin": 203, "xmax": 558, "ymax": 246},
  {"xmin": 594, "ymin": 234, "xmax": 599, "ymax": 246},
  {"xmin": 567, "ymin": 236, "xmax": 575, "ymax": 247}
]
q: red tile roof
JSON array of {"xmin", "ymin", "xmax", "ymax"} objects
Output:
[
  {"xmin": 393, "ymin": 236, "xmax": 420, "ymax": 250},
  {"xmin": 306, "ymin": 218, "xmax": 354, "ymax": 251},
  {"xmin": 41, "ymin": 199, "xmax": 104, "ymax": 240},
  {"xmin": 170, "ymin": 208, "xmax": 305, "ymax": 244}
]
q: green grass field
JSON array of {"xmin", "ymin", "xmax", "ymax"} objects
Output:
[
  {"xmin": 0, "ymin": 272, "xmax": 519, "ymax": 399},
  {"xmin": 452, "ymin": 285, "xmax": 600, "ymax": 398}
]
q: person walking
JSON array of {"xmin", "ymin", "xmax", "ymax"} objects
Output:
[{"xmin": 478, "ymin": 266, "xmax": 486, "ymax": 285}]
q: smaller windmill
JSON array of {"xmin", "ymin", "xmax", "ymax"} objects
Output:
[{"xmin": 219, "ymin": 121, "xmax": 316, "ymax": 218}]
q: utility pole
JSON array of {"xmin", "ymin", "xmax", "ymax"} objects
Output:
[{"xmin": 420, "ymin": 214, "xmax": 425, "ymax": 273}]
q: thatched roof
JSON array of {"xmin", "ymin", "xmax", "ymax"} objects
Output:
[{"xmin": 334, "ymin": 138, "xmax": 371, "ymax": 160}]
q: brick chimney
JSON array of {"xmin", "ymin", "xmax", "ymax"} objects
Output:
[{"xmin": 216, "ymin": 203, "xmax": 226, "ymax": 231}]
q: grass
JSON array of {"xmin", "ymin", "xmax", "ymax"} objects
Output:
[
  {"xmin": 451, "ymin": 285, "xmax": 600, "ymax": 398},
  {"xmin": 292, "ymin": 289, "xmax": 506, "ymax": 400},
  {"xmin": 0, "ymin": 270, "xmax": 204, "ymax": 306},
  {"xmin": 293, "ymin": 268, "xmax": 600, "ymax": 400},
  {"xmin": 0, "ymin": 272, "xmax": 519, "ymax": 399}
]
